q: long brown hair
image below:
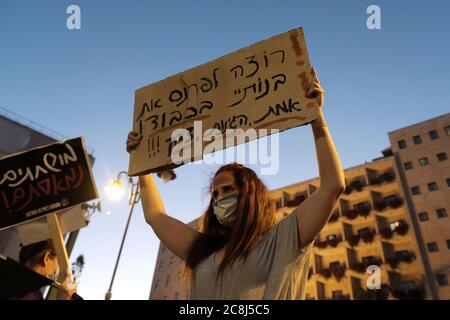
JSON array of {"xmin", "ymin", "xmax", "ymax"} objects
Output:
[{"xmin": 184, "ymin": 163, "xmax": 276, "ymax": 282}]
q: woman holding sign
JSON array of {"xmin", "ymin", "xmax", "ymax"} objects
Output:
[{"xmin": 126, "ymin": 67, "xmax": 345, "ymax": 299}]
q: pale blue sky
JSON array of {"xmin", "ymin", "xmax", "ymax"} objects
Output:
[{"xmin": 0, "ymin": 0, "xmax": 449, "ymax": 299}]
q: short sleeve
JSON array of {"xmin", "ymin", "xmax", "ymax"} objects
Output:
[{"xmin": 259, "ymin": 209, "xmax": 313, "ymax": 265}]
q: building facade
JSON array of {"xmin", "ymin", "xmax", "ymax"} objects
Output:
[{"xmin": 387, "ymin": 113, "xmax": 450, "ymax": 299}]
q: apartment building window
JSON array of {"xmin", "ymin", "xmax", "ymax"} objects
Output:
[
  {"xmin": 357, "ymin": 227, "xmax": 370, "ymax": 237},
  {"xmin": 384, "ymin": 195, "xmax": 397, "ymax": 203},
  {"xmin": 436, "ymin": 208, "xmax": 448, "ymax": 218},
  {"xmin": 428, "ymin": 130, "xmax": 439, "ymax": 140},
  {"xmin": 398, "ymin": 140, "xmax": 407, "ymax": 149},
  {"xmin": 165, "ymin": 275, "xmax": 171, "ymax": 288},
  {"xmin": 427, "ymin": 182, "xmax": 438, "ymax": 191},
  {"xmin": 436, "ymin": 274, "xmax": 448, "ymax": 286},
  {"xmin": 403, "ymin": 281, "xmax": 416, "ymax": 290},
  {"xmin": 169, "ymin": 256, "xmax": 175, "ymax": 268},
  {"xmin": 362, "ymin": 256, "xmax": 375, "ymax": 266},
  {"xmin": 413, "ymin": 135, "xmax": 422, "ymax": 145},
  {"xmin": 419, "ymin": 157, "xmax": 429, "ymax": 166},
  {"xmin": 447, "ymin": 178, "xmax": 450, "ymax": 187},
  {"xmin": 411, "ymin": 186, "xmax": 421, "ymax": 195},
  {"xmin": 327, "ymin": 234, "xmax": 339, "ymax": 241},
  {"xmin": 332, "ymin": 290, "xmax": 344, "ymax": 300},
  {"xmin": 418, "ymin": 212, "xmax": 429, "ymax": 221},
  {"xmin": 158, "ymin": 260, "xmax": 164, "ymax": 272},
  {"xmin": 154, "ymin": 279, "xmax": 160, "ymax": 291},
  {"xmin": 174, "ymin": 292, "xmax": 180, "ymax": 300},
  {"xmin": 403, "ymin": 161, "xmax": 413, "ymax": 170},
  {"xmin": 447, "ymin": 239, "xmax": 450, "ymax": 249},
  {"xmin": 329, "ymin": 261, "xmax": 341, "ymax": 269},
  {"xmin": 427, "ymin": 242, "xmax": 438, "ymax": 252},
  {"xmin": 445, "ymin": 125, "xmax": 450, "ymax": 136},
  {"xmin": 275, "ymin": 198, "xmax": 282, "ymax": 209},
  {"xmin": 395, "ymin": 250, "xmax": 409, "ymax": 259},
  {"xmin": 437, "ymin": 152, "xmax": 448, "ymax": 161}
]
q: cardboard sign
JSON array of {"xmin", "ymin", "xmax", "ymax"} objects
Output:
[
  {"xmin": 0, "ymin": 137, "xmax": 98, "ymax": 230},
  {"xmin": 129, "ymin": 27, "xmax": 318, "ymax": 176}
]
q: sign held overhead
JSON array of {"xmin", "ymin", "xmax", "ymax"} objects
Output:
[{"xmin": 129, "ymin": 28, "xmax": 319, "ymax": 176}]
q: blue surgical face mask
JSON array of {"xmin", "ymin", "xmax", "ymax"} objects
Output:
[{"xmin": 212, "ymin": 193, "xmax": 239, "ymax": 227}]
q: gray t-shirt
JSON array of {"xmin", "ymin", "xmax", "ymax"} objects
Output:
[{"xmin": 189, "ymin": 209, "xmax": 313, "ymax": 300}]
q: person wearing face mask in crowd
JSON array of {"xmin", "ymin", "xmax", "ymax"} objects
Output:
[
  {"xmin": 12, "ymin": 240, "xmax": 78, "ymax": 300},
  {"xmin": 126, "ymin": 67, "xmax": 346, "ymax": 299}
]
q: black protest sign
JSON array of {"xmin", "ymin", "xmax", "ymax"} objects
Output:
[{"xmin": 0, "ymin": 137, "xmax": 98, "ymax": 230}]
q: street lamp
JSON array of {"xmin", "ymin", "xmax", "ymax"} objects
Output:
[
  {"xmin": 103, "ymin": 169, "xmax": 175, "ymax": 300},
  {"xmin": 104, "ymin": 171, "xmax": 140, "ymax": 300}
]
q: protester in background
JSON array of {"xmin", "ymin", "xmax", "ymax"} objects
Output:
[{"xmin": 15, "ymin": 240, "xmax": 77, "ymax": 300}]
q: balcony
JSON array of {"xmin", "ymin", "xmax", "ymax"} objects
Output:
[
  {"xmin": 347, "ymin": 233, "xmax": 360, "ymax": 247},
  {"xmin": 284, "ymin": 194, "xmax": 306, "ymax": 207},
  {"xmin": 332, "ymin": 293, "xmax": 351, "ymax": 300},
  {"xmin": 314, "ymin": 234, "xmax": 343, "ymax": 249},
  {"xmin": 354, "ymin": 284, "xmax": 390, "ymax": 300},
  {"xmin": 386, "ymin": 257, "xmax": 400, "ymax": 269},
  {"xmin": 355, "ymin": 202, "xmax": 372, "ymax": 218},
  {"xmin": 385, "ymin": 196, "xmax": 404, "ymax": 209},
  {"xmin": 314, "ymin": 238, "xmax": 328, "ymax": 249},
  {"xmin": 358, "ymin": 228, "xmax": 376, "ymax": 244},
  {"xmin": 374, "ymin": 196, "xmax": 404, "ymax": 212},
  {"xmin": 395, "ymin": 221, "xmax": 409, "ymax": 235},
  {"xmin": 396, "ymin": 251, "xmax": 416, "ymax": 263},
  {"xmin": 318, "ymin": 262, "xmax": 347, "ymax": 281},
  {"xmin": 350, "ymin": 257, "xmax": 382, "ymax": 273},
  {"xmin": 318, "ymin": 267, "xmax": 331, "ymax": 279},
  {"xmin": 328, "ymin": 211, "xmax": 340, "ymax": 223},
  {"xmin": 326, "ymin": 234, "xmax": 343, "ymax": 248},
  {"xmin": 368, "ymin": 171, "xmax": 395, "ymax": 186},
  {"xmin": 329, "ymin": 262, "xmax": 347, "ymax": 281},
  {"xmin": 380, "ymin": 227, "xmax": 394, "ymax": 239},
  {"xmin": 368, "ymin": 176, "xmax": 383, "ymax": 186},
  {"xmin": 380, "ymin": 220, "xmax": 409, "ymax": 239},
  {"xmin": 344, "ymin": 179, "xmax": 365, "ymax": 195},
  {"xmin": 343, "ymin": 209, "xmax": 358, "ymax": 220},
  {"xmin": 374, "ymin": 200, "xmax": 387, "ymax": 212},
  {"xmin": 362, "ymin": 256, "xmax": 382, "ymax": 268},
  {"xmin": 350, "ymin": 262, "xmax": 366, "ymax": 273},
  {"xmin": 379, "ymin": 172, "xmax": 395, "ymax": 183},
  {"xmin": 387, "ymin": 251, "xmax": 416, "ymax": 268},
  {"xmin": 391, "ymin": 283, "xmax": 425, "ymax": 300}
]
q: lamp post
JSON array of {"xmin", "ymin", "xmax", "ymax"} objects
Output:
[
  {"xmin": 103, "ymin": 169, "xmax": 176, "ymax": 300},
  {"xmin": 104, "ymin": 171, "xmax": 140, "ymax": 300}
]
